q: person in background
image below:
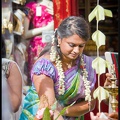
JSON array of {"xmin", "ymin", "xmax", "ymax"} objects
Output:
[
  {"xmin": 2, "ymin": 36, "xmax": 23, "ymax": 119},
  {"xmin": 90, "ymin": 73, "xmax": 118, "ymax": 120},
  {"xmin": 19, "ymin": 16, "xmax": 97, "ymax": 120},
  {"xmin": 90, "ymin": 111, "xmax": 118, "ymax": 120},
  {"xmin": 2, "ymin": 68, "xmax": 12, "ymax": 120}
]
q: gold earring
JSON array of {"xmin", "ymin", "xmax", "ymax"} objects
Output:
[{"xmin": 57, "ymin": 44, "xmax": 60, "ymax": 47}]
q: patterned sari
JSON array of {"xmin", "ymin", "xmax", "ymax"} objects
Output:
[{"xmin": 19, "ymin": 54, "xmax": 96, "ymax": 120}]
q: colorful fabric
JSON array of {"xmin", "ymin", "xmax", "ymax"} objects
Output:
[
  {"xmin": 53, "ymin": 0, "xmax": 79, "ymax": 29},
  {"xmin": 53, "ymin": 0, "xmax": 71, "ymax": 29},
  {"xmin": 25, "ymin": 1, "xmax": 53, "ymax": 28},
  {"xmin": 19, "ymin": 54, "xmax": 96, "ymax": 120}
]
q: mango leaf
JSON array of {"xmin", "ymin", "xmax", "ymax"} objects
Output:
[
  {"xmin": 88, "ymin": 5, "xmax": 105, "ymax": 22},
  {"xmin": 55, "ymin": 101, "xmax": 75, "ymax": 120},
  {"xmin": 104, "ymin": 9, "xmax": 113, "ymax": 17},
  {"xmin": 93, "ymin": 86, "xmax": 109, "ymax": 102},
  {"xmin": 88, "ymin": 5, "xmax": 113, "ymax": 22},
  {"xmin": 92, "ymin": 30, "xmax": 106, "ymax": 48},
  {"xmin": 43, "ymin": 107, "xmax": 51, "ymax": 120},
  {"xmin": 92, "ymin": 57, "xmax": 106, "ymax": 75},
  {"xmin": 55, "ymin": 106, "xmax": 69, "ymax": 120}
]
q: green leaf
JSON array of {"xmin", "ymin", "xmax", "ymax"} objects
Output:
[
  {"xmin": 55, "ymin": 101, "xmax": 75, "ymax": 120},
  {"xmin": 88, "ymin": 5, "xmax": 113, "ymax": 22},
  {"xmin": 92, "ymin": 57, "xmax": 106, "ymax": 75},
  {"xmin": 55, "ymin": 106, "xmax": 68, "ymax": 120},
  {"xmin": 93, "ymin": 86, "xmax": 109, "ymax": 102},
  {"xmin": 92, "ymin": 30, "xmax": 106, "ymax": 48},
  {"xmin": 88, "ymin": 5, "xmax": 105, "ymax": 22},
  {"xmin": 104, "ymin": 9, "xmax": 113, "ymax": 17},
  {"xmin": 43, "ymin": 107, "xmax": 51, "ymax": 120}
]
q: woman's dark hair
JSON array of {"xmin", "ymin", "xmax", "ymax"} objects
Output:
[
  {"xmin": 1, "ymin": 36, "xmax": 6, "ymax": 58},
  {"xmin": 39, "ymin": 16, "xmax": 90, "ymax": 57},
  {"xmin": 57, "ymin": 16, "xmax": 90, "ymax": 40}
]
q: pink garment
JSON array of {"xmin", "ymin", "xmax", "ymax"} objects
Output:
[
  {"xmin": 25, "ymin": 2, "xmax": 53, "ymax": 80},
  {"xmin": 26, "ymin": 2, "xmax": 53, "ymax": 28}
]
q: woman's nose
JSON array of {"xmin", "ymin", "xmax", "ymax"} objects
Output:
[{"xmin": 73, "ymin": 46, "xmax": 80, "ymax": 53}]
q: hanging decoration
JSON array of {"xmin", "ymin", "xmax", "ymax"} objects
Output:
[{"xmin": 88, "ymin": 0, "xmax": 113, "ymax": 113}]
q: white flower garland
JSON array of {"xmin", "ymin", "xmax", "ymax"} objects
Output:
[
  {"xmin": 49, "ymin": 35, "xmax": 91, "ymax": 104},
  {"xmin": 50, "ymin": 37, "xmax": 57, "ymax": 62},
  {"xmin": 81, "ymin": 57, "xmax": 91, "ymax": 102},
  {"xmin": 55, "ymin": 55, "xmax": 65, "ymax": 95}
]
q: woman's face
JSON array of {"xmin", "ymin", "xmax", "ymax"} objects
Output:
[{"xmin": 58, "ymin": 34, "xmax": 86, "ymax": 60}]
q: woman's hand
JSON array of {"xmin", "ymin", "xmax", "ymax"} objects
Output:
[
  {"xmin": 90, "ymin": 112, "xmax": 106, "ymax": 120},
  {"xmin": 90, "ymin": 112, "xmax": 109, "ymax": 120},
  {"xmin": 104, "ymin": 73, "xmax": 112, "ymax": 87},
  {"xmin": 108, "ymin": 112, "xmax": 118, "ymax": 119},
  {"xmin": 90, "ymin": 112, "xmax": 118, "ymax": 120},
  {"xmin": 34, "ymin": 108, "xmax": 54, "ymax": 120}
]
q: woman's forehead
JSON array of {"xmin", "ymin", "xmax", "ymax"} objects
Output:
[{"xmin": 62, "ymin": 35, "xmax": 86, "ymax": 44}]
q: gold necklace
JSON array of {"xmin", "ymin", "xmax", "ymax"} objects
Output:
[
  {"xmin": 62, "ymin": 61, "xmax": 73, "ymax": 69},
  {"xmin": 55, "ymin": 55, "xmax": 91, "ymax": 104},
  {"xmin": 66, "ymin": 62, "xmax": 72, "ymax": 69}
]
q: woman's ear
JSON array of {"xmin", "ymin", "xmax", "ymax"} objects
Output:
[{"xmin": 57, "ymin": 36, "xmax": 61, "ymax": 45}]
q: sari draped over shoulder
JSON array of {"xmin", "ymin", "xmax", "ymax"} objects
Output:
[{"xmin": 19, "ymin": 54, "xmax": 96, "ymax": 120}]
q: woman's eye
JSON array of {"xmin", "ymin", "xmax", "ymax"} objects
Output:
[
  {"xmin": 79, "ymin": 44, "xmax": 85, "ymax": 48},
  {"xmin": 69, "ymin": 43, "xmax": 75, "ymax": 47},
  {"xmin": 68, "ymin": 43, "xmax": 85, "ymax": 48}
]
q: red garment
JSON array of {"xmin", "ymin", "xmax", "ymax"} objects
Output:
[
  {"xmin": 71, "ymin": 0, "xmax": 79, "ymax": 16},
  {"xmin": 53, "ymin": 0, "xmax": 71, "ymax": 29},
  {"xmin": 53, "ymin": 0, "xmax": 79, "ymax": 29}
]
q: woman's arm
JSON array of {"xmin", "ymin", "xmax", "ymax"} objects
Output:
[
  {"xmin": 33, "ymin": 74, "xmax": 64, "ymax": 120},
  {"xmin": 7, "ymin": 62, "xmax": 22, "ymax": 112},
  {"xmin": 33, "ymin": 74, "xmax": 55, "ymax": 106},
  {"xmin": 22, "ymin": 17, "xmax": 54, "ymax": 40},
  {"xmin": 64, "ymin": 88, "xmax": 96, "ymax": 117},
  {"xmin": 33, "ymin": 75, "xmax": 96, "ymax": 118},
  {"xmin": 65, "ymin": 99, "xmax": 96, "ymax": 117}
]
